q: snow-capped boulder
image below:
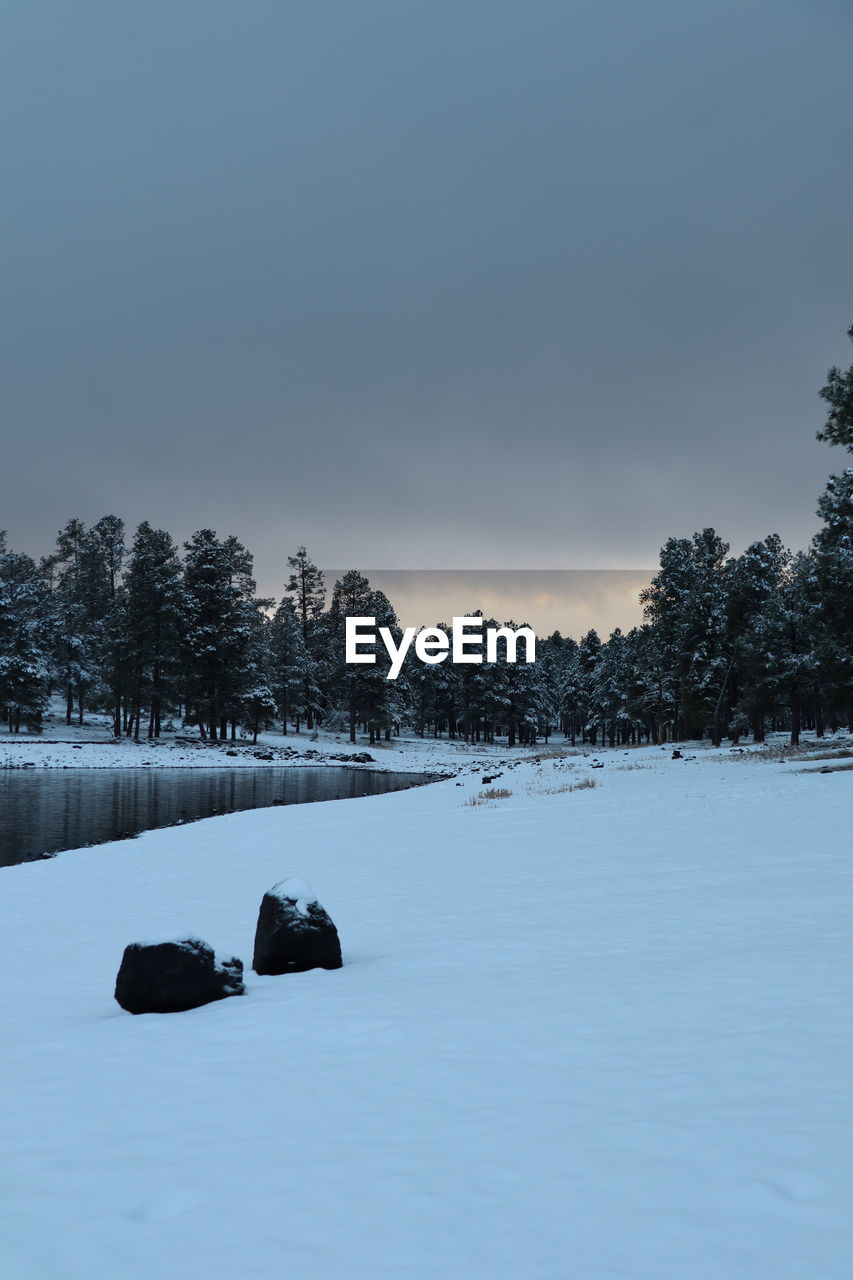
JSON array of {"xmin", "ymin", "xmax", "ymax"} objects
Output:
[
  {"xmin": 252, "ymin": 878, "xmax": 342, "ymax": 975},
  {"xmin": 114, "ymin": 937, "xmax": 245, "ymax": 1014}
]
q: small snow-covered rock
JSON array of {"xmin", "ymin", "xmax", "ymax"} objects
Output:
[
  {"xmin": 114, "ymin": 937, "xmax": 244, "ymax": 1015},
  {"xmin": 252, "ymin": 878, "xmax": 342, "ymax": 975}
]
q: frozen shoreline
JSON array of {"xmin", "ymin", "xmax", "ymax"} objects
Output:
[{"xmin": 3, "ymin": 715, "xmax": 851, "ymax": 775}]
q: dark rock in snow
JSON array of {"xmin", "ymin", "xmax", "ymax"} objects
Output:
[
  {"xmin": 253, "ymin": 878, "xmax": 342, "ymax": 975},
  {"xmin": 672, "ymin": 749, "xmax": 683, "ymax": 759},
  {"xmin": 115, "ymin": 938, "xmax": 244, "ymax": 1014}
]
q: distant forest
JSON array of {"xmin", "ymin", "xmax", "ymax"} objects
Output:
[{"xmin": 2, "ymin": 330, "xmax": 852, "ymax": 747}]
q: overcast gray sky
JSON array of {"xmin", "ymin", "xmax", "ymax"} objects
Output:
[{"xmin": 2, "ymin": 0, "xmax": 852, "ymax": 610}]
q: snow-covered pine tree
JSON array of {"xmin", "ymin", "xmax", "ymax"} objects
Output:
[
  {"xmin": 487, "ymin": 619, "xmax": 539, "ymax": 747},
  {"xmin": 812, "ymin": 469, "xmax": 853, "ymax": 724},
  {"xmin": 361, "ymin": 586, "xmax": 401, "ymax": 744},
  {"xmin": 530, "ymin": 631, "xmax": 563, "ymax": 744},
  {"xmin": 0, "ymin": 537, "xmax": 51, "ymax": 732},
  {"xmin": 574, "ymin": 629, "xmax": 602, "ymax": 745},
  {"xmin": 78, "ymin": 516, "xmax": 126, "ymax": 734},
  {"xmin": 238, "ymin": 605, "xmax": 277, "ymax": 745},
  {"xmin": 323, "ymin": 570, "xmax": 374, "ymax": 743},
  {"xmin": 323, "ymin": 571, "xmax": 399, "ymax": 744},
  {"xmin": 182, "ymin": 530, "xmax": 260, "ymax": 741},
  {"xmin": 124, "ymin": 523, "xmax": 183, "ymax": 740},
  {"xmin": 552, "ymin": 635, "xmax": 581, "ymax": 743},
  {"xmin": 455, "ymin": 610, "xmax": 489, "ymax": 744},
  {"xmin": 775, "ymin": 551, "xmax": 821, "ymax": 745},
  {"xmin": 640, "ymin": 530, "xmax": 729, "ymax": 742},
  {"xmin": 268, "ymin": 595, "xmax": 319, "ymax": 733},
  {"xmin": 424, "ymin": 623, "xmax": 457, "ymax": 738},
  {"xmin": 725, "ymin": 535, "xmax": 789, "ymax": 742},
  {"xmin": 219, "ymin": 536, "xmax": 272, "ymax": 740},
  {"xmin": 817, "ymin": 324, "xmax": 853, "ymax": 451},
  {"xmin": 285, "ymin": 546, "xmax": 325, "ymax": 729},
  {"xmin": 46, "ymin": 519, "xmax": 93, "ymax": 726},
  {"xmin": 285, "ymin": 545, "xmax": 326, "ymax": 636},
  {"xmin": 589, "ymin": 627, "xmax": 636, "ymax": 747}
]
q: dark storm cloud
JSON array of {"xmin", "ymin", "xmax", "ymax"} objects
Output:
[{"xmin": 2, "ymin": 0, "xmax": 852, "ymax": 609}]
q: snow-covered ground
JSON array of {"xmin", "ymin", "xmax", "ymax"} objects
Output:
[
  {"xmin": 1, "ymin": 741, "xmax": 850, "ymax": 1278},
  {"xmin": 0, "ymin": 705, "xmax": 528, "ymax": 774}
]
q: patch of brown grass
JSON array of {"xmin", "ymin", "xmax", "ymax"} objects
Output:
[
  {"xmin": 466, "ymin": 787, "xmax": 513, "ymax": 806},
  {"xmin": 538, "ymin": 777, "xmax": 598, "ymax": 794}
]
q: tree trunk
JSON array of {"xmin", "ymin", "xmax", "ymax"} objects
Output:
[
  {"xmin": 150, "ymin": 660, "xmax": 162, "ymax": 739},
  {"xmin": 711, "ymin": 712, "xmax": 722, "ymax": 748}
]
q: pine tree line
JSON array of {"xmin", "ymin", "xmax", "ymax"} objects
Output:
[{"xmin": 2, "ymin": 332, "xmax": 852, "ymax": 745}]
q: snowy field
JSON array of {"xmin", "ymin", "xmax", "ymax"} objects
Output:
[{"xmin": 1, "ymin": 740, "xmax": 850, "ymax": 1279}]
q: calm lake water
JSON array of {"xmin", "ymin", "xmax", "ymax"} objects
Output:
[{"xmin": 0, "ymin": 767, "xmax": 435, "ymax": 867}]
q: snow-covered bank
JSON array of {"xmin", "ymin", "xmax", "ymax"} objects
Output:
[
  {"xmin": 0, "ymin": 712, "xmax": 509, "ymax": 774},
  {"xmin": 5, "ymin": 700, "xmax": 851, "ymax": 778},
  {"xmin": 1, "ymin": 747, "xmax": 850, "ymax": 1279}
]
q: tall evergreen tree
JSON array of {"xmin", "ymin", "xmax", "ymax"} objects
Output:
[
  {"xmin": 124, "ymin": 523, "xmax": 183, "ymax": 740},
  {"xmin": 0, "ymin": 538, "xmax": 51, "ymax": 732},
  {"xmin": 641, "ymin": 529, "xmax": 729, "ymax": 742},
  {"xmin": 48, "ymin": 518, "xmax": 91, "ymax": 725},
  {"xmin": 182, "ymin": 530, "xmax": 248, "ymax": 741},
  {"xmin": 726, "ymin": 535, "xmax": 789, "ymax": 742},
  {"xmin": 775, "ymin": 552, "xmax": 821, "ymax": 745},
  {"xmin": 324, "ymin": 571, "xmax": 399, "ymax": 743},
  {"xmin": 812, "ymin": 469, "xmax": 853, "ymax": 717},
  {"xmin": 268, "ymin": 596, "xmax": 319, "ymax": 734},
  {"xmin": 80, "ymin": 515, "xmax": 126, "ymax": 734},
  {"xmin": 285, "ymin": 546, "xmax": 325, "ymax": 729},
  {"xmin": 817, "ymin": 324, "xmax": 853, "ymax": 451}
]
